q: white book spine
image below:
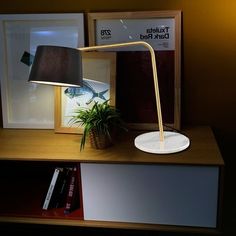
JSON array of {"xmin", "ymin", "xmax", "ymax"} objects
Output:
[{"xmin": 42, "ymin": 168, "xmax": 60, "ymax": 210}]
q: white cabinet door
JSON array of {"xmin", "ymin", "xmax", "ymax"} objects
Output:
[{"xmin": 81, "ymin": 163, "xmax": 219, "ymax": 228}]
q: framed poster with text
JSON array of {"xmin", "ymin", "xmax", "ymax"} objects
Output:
[{"xmin": 88, "ymin": 11, "xmax": 181, "ymax": 130}]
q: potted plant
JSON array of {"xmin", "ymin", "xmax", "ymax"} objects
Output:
[{"xmin": 69, "ymin": 100, "xmax": 127, "ymax": 151}]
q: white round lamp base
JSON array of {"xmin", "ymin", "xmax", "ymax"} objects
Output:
[{"xmin": 134, "ymin": 131, "xmax": 190, "ymax": 154}]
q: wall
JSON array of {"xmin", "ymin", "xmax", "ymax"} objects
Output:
[{"xmin": 0, "ymin": 0, "xmax": 235, "ymax": 154}]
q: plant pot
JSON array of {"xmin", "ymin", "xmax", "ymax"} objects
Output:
[{"xmin": 89, "ymin": 129, "xmax": 113, "ymax": 149}]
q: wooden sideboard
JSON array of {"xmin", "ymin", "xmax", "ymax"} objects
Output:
[{"xmin": 0, "ymin": 126, "xmax": 224, "ymax": 234}]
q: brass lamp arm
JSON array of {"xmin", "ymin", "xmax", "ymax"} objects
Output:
[{"xmin": 78, "ymin": 41, "xmax": 164, "ymax": 142}]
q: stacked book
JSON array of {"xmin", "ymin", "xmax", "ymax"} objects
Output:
[{"xmin": 42, "ymin": 164, "xmax": 83, "ymax": 215}]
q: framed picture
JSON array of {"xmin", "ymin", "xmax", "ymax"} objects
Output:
[
  {"xmin": 54, "ymin": 51, "xmax": 116, "ymax": 134},
  {"xmin": 0, "ymin": 13, "xmax": 84, "ymax": 129},
  {"xmin": 88, "ymin": 11, "xmax": 181, "ymax": 130}
]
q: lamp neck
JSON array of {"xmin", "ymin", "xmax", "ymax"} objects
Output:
[{"xmin": 78, "ymin": 41, "xmax": 164, "ymax": 141}]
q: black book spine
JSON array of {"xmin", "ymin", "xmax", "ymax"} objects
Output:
[
  {"xmin": 54, "ymin": 167, "xmax": 72, "ymax": 208},
  {"xmin": 64, "ymin": 166, "xmax": 80, "ymax": 214}
]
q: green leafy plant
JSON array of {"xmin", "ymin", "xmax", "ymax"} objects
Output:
[{"xmin": 69, "ymin": 100, "xmax": 127, "ymax": 151}]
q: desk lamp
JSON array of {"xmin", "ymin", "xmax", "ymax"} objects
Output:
[{"xmin": 28, "ymin": 41, "xmax": 190, "ymax": 154}]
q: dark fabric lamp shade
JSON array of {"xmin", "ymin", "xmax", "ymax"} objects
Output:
[{"xmin": 28, "ymin": 45, "xmax": 83, "ymax": 87}]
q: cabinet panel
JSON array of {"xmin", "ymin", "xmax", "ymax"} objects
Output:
[{"xmin": 81, "ymin": 163, "xmax": 219, "ymax": 228}]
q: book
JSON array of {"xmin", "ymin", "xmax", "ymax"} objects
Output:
[
  {"xmin": 42, "ymin": 167, "xmax": 62, "ymax": 210},
  {"xmin": 54, "ymin": 167, "xmax": 72, "ymax": 208},
  {"xmin": 76, "ymin": 163, "xmax": 84, "ymax": 218},
  {"xmin": 64, "ymin": 165, "xmax": 82, "ymax": 214}
]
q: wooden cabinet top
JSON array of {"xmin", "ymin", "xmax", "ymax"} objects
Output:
[{"xmin": 0, "ymin": 126, "xmax": 224, "ymax": 166}]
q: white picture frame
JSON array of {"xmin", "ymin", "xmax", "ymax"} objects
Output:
[{"xmin": 0, "ymin": 13, "xmax": 84, "ymax": 129}]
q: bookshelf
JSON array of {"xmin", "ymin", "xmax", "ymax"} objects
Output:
[{"xmin": 0, "ymin": 126, "xmax": 224, "ymax": 234}]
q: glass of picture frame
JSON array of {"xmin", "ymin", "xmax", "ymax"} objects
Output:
[
  {"xmin": 88, "ymin": 11, "xmax": 181, "ymax": 130},
  {"xmin": 54, "ymin": 51, "xmax": 116, "ymax": 134},
  {"xmin": 0, "ymin": 13, "xmax": 84, "ymax": 129}
]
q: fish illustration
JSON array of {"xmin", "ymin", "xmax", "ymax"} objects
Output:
[{"xmin": 64, "ymin": 79, "xmax": 109, "ymax": 105}]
